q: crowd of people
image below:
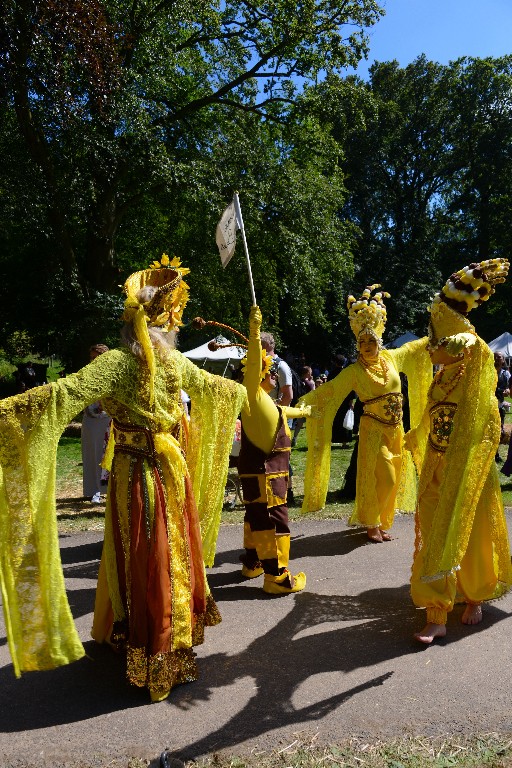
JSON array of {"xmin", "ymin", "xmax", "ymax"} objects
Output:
[{"xmin": 0, "ymin": 255, "xmax": 511, "ymax": 703}]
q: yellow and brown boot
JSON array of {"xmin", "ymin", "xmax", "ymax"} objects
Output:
[
  {"xmin": 262, "ymin": 534, "xmax": 306, "ymax": 595},
  {"xmin": 240, "ymin": 522, "xmax": 264, "ymax": 578},
  {"xmin": 263, "ymin": 569, "xmax": 306, "ymax": 594}
]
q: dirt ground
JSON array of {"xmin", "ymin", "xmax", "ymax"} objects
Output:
[{"xmin": 1, "ymin": 514, "xmax": 512, "ymax": 767}]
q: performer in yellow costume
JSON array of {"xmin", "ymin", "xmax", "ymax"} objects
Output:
[
  {"xmin": 192, "ymin": 305, "xmax": 309, "ymax": 593},
  {"xmin": 238, "ymin": 305, "xmax": 310, "ymax": 594},
  {"xmin": 301, "ymin": 286, "xmax": 432, "ymax": 542},
  {"xmin": 406, "ymin": 259, "xmax": 512, "ymax": 643},
  {"xmin": 0, "ymin": 256, "xmax": 246, "ymax": 701}
]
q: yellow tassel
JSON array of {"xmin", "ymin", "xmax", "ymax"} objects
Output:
[{"xmin": 133, "ymin": 303, "xmax": 156, "ymax": 406}]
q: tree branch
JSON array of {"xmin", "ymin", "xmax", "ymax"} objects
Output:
[{"xmin": 169, "ymin": 38, "xmax": 292, "ymax": 121}]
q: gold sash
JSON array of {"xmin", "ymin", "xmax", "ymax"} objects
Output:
[
  {"xmin": 361, "ymin": 392, "xmax": 403, "ymax": 426},
  {"xmin": 428, "ymin": 402, "xmax": 457, "ymax": 453}
]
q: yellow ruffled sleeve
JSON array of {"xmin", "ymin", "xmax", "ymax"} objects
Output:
[
  {"xmin": 388, "ymin": 337, "xmax": 432, "ymax": 431},
  {"xmin": 0, "ymin": 350, "xmax": 128, "ymax": 677},
  {"xmin": 300, "ymin": 367, "xmax": 356, "ymax": 512},
  {"xmin": 179, "ymin": 354, "xmax": 248, "ymax": 566}
]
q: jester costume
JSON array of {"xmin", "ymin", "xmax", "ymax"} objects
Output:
[
  {"xmin": 300, "ymin": 286, "xmax": 432, "ymax": 529},
  {"xmin": 0, "ymin": 257, "xmax": 246, "ymax": 701},
  {"xmin": 238, "ymin": 305, "xmax": 308, "ymax": 593},
  {"xmin": 406, "ymin": 260, "xmax": 512, "ymax": 625}
]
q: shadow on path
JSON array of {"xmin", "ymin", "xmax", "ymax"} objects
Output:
[
  {"xmin": 211, "ymin": 527, "xmax": 367, "ymax": 570},
  {"xmin": 0, "ymin": 640, "xmax": 146, "ymax": 731},
  {"xmin": 1, "ymin": 529, "xmax": 510, "ymax": 752},
  {"xmin": 163, "ymin": 586, "xmax": 510, "ymax": 760}
]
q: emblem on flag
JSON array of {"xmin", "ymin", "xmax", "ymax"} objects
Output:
[{"xmin": 216, "ymin": 198, "xmax": 240, "ymax": 268}]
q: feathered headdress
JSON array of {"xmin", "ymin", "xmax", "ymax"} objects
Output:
[{"xmin": 347, "ymin": 284, "xmax": 390, "ymax": 342}]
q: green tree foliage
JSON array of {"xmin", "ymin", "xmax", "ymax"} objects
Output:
[
  {"xmin": 309, "ymin": 55, "xmax": 512, "ymax": 343},
  {"xmin": 0, "ymin": 0, "xmax": 382, "ymax": 365},
  {"xmin": 308, "ymin": 58, "xmax": 455, "ymax": 340},
  {"xmin": 438, "ymin": 56, "xmax": 512, "ymax": 339}
]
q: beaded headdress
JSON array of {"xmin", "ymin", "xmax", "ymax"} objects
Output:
[
  {"xmin": 428, "ymin": 258, "xmax": 509, "ymax": 349},
  {"xmin": 347, "ymin": 284, "xmax": 390, "ymax": 343},
  {"xmin": 121, "ymin": 254, "xmax": 190, "ymax": 404}
]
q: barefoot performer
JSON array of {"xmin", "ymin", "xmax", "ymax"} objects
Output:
[
  {"xmin": 300, "ymin": 286, "xmax": 432, "ymax": 542},
  {"xmin": 405, "ymin": 260, "xmax": 512, "ymax": 643}
]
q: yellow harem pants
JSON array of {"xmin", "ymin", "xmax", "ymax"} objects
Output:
[
  {"xmin": 350, "ymin": 418, "xmax": 402, "ymax": 530},
  {"xmin": 411, "ymin": 450, "xmax": 500, "ymax": 625}
]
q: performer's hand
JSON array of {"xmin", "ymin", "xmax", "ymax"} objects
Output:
[
  {"xmin": 445, "ymin": 332, "xmax": 476, "ymax": 357},
  {"xmin": 249, "ymin": 304, "xmax": 262, "ymax": 330},
  {"xmin": 305, "ymin": 403, "xmax": 320, "ymax": 419},
  {"xmin": 298, "ymin": 402, "xmax": 312, "ymax": 418}
]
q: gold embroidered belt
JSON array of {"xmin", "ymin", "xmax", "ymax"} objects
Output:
[
  {"xmin": 428, "ymin": 402, "xmax": 457, "ymax": 453},
  {"xmin": 113, "ymin": 421, "xmax": 156, "ymax": 460},
  {"xmin": 361, "ymin": 392, "xmax": 403, "ymax": 426}
]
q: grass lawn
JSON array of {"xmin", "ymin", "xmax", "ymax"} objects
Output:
[
  {"xmin": 185, "ymin": 733, "xmax": 512, "ymax": 768},
  {"xmin": 56, "ymin": 436, "xmax": 105, "ymax": 532}
]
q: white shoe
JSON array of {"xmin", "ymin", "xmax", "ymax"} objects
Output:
[{"xmin": 91, "ymin": 492, "xmax": 102, "ymax": 504}]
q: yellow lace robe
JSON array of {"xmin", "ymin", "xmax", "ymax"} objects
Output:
[
  {"xmin": 0, "ymin": 348, "xmax": 246, "ymax": 678},
  {"xmin": 406, "ymin": 337, "xmax": 512, "ymax": 588},
  {"xmin": 300, "ymin": 340, "xmax": 432, "ymax": 526}
]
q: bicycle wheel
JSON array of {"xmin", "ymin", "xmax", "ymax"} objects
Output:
[{"xmin": 223, "ymin": 476, "xmax": 238, "ymax": 509}]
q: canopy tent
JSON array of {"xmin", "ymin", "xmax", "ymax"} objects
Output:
[
  {"xmin": 488, "ymin": 332, "xmax": 512, "ymax": 359},
  {"xmin": 183, "ymin": 335, "xmax": 245, "ymax": 376},
  {"xmin": 386, "ymin": 331, "xmax": 420, "ymax": 349}
]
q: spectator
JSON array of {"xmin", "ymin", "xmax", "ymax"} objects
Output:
[
  {"xmin": 81, "ymin": 344, "xmax": 111, "ymax": 503},
  {"xmin": 260, "ymin": 331, "xmax": 293, "ymax": 407},
  {"xmin": 494, "ymin": 352, "xmax": 510, "ymax": 463},
  {"xmin": 292, "ymin": 366, "xmax": 315, "ymax": 446}
]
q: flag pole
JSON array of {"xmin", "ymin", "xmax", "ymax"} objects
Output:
[{"xmin": 233, "ymin": 192, "xmax": 257, "ymax": 306}]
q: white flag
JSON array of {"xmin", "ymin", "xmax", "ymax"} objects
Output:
[{"xmin": 216, "ymin": 198, "xmax": 240, "ymax": 268}]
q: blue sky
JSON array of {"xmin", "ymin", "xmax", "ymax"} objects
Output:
[{"xmin": 355, "ymin": 0, "xmax": 512, "ymax": 77}]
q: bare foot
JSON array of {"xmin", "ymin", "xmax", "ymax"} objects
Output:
[
  {"xmin": 462, "ymin": 603, "xmax": 483, "ymax": 625},
  {"xmin": 379, "ymin": 529, "xmax": 392, "ymax": 541},
  {"xmin": 367, "ymin": 527, "xmax": 383, "ymax": 543},
  {"xmin": 414, "ymin": 622, "xmax": 447, "ymax": 644}
]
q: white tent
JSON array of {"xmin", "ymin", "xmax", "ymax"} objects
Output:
[
  {"xmin": 183, "ymin": 335, "xmax": 245, "ymax": 375},
  {"xmin": 488, "ymin": 332, "xmax": 512, "ymax": 358},
  {"xmin": 183, "ymin": 335, "xmax": 245, "ymax": 361},
  {"xmin": 386, "ymin": 331, "xmax": 420, "ymax": 349}
]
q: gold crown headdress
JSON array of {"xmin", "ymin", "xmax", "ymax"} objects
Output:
[
  {"xmin": 347, "ymin": 284, "xmax": 390, "ymax": 342},
  {"xmin": 191, "ymin": 317, "xmax": 273, "ymax": 381},
  {"xmin": 121, "ymin": 254, "xmax": 190, "ymax": 404},
  {"xmin": 428, "ymin": 258, "xmax": 509, "ymax": 348}
]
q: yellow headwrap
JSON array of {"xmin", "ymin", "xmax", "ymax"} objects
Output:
[
  {"xmin": 428, "ymin": 258, "xmax": 509, "ymax": 348},
  {"xmin": 121, "ymin": 254, "xmax": 190, "ymax": 405}
]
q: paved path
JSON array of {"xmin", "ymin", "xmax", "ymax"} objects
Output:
[{"xmin": 1, "ymin": 514, "xmax": 512, "ymax": 767}]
